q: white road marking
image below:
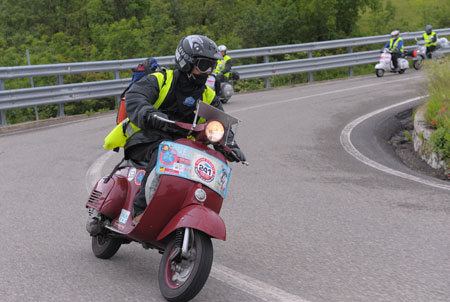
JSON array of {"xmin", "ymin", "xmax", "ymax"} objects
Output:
[
  {"xmin": 85, "ymin": 150, "xmax": 116, "ymax": 193},
  {"xmin": 211, "ymin": 263, "xmax": 310, "ymax": 302},
  {"xmin": 227, "ymin": 76, "xmax": 421, "ymax": 114},
  {"xmin": 85, "ymin": 152, "xmax": 309, "ymax": 302},
  {"xmin": 340, "ymin": 96, "xmax": 450, "ymax": 191}
]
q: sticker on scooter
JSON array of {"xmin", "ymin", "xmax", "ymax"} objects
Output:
[
  {"xmin": 128, "ymin": 168, "xmax": 137, "ymax": 182},
  {"xmin": 160, "ymin": 144, "xmax": 177, "ymax": 165},
  {"xmin": 194, "ymin": 158, "xmax": 216, "ymax": 183},
  {"xmin": 156, "ymin": 141, "xmax": 232, "ymax": 198},
  {"xmin": 135, "ymin": 170, "xmax": 146, "ymax": 185},
  {"xmin": 115, "ymin": 209, "xmax": 130, "ymax": 230}
]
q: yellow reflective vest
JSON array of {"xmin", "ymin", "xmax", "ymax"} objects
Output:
[
  {"xmin": 103, "ymin": 69, "xmax": 216, "ymax": 150},
  {"xmin": 389, "ymin": 37, "xmax": 404, "ymax": 53},
  {"xmin": 214, "ymin": 55, "xmax": 231, "ymax": 78},
  {"xmin": 423, "ymin": 32, "xmax": 437, "ymax": 47}
]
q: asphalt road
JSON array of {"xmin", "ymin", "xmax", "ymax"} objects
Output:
[{"xmin": 1, "ymin": 71, "xmax": 449, "ymax": 302}]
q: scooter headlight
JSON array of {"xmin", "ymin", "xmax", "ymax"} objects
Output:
[{"xmin": 205, "ymin": 121, "xmax": 225, "ymax": 143}]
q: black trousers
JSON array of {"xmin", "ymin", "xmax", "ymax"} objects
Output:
[
  {"xmin": 426, "ymin": 45, "xmax": 436, "ymax": 58},
  {"xmin": 391, "ymin": 52, "xmax": 402, "ymax": 69},
  {"xmin": 125, "ymin": 141, "xmax": 161, "ymax": 217}
]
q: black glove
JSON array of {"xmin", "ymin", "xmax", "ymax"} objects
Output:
[
  {"xmin": 229, "ymin": 146, "xmax": 246, "ymax": 162},
  {"xmin": 231, "ymin": 147, "xmax": 246, "ymax": 161},
  {"xmin": 146, "ymin": 111, "xmax": 168, "ymax": 130}
]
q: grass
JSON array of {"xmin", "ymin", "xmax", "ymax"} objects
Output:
[{"xmin": 424, "ymin": 58, "xmax": 450, "ymax": 161}]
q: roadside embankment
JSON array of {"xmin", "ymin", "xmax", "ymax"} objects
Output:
[{"xmin": 412, "ymin": 104, "xmax": 449, "ymax": 179}]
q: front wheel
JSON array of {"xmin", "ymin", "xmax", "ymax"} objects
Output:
[
  {"xmin": 91, "ymin": 234, "xmax": 122, "ymax": 259},
  {"xmin": 398, "ymin": 69, "xmax": 405, "ymax": 74},
  {"xmin": 413, "ymin": 58, "xmax": 423, "ymax": 70},
  {"xmin": 375, "ymin": 69, "xmax": 384, "ymax": 77},
  {"xmin": 159, "ymin": 229, "xmax": 213, "ymax": 302}
]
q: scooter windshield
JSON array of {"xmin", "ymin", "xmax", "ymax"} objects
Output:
[{"xmin": 155, "ymin": 141, "xmax": 232, "ymax": 198}]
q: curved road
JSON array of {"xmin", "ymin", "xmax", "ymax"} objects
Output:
[{"xmin": 1, "ymin": 71, "xmax": 449, "ymax": 302}]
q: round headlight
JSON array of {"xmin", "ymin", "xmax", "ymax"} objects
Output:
[{"xmin": 205, "ymin": 121, "xmax": 225, "ymax": 143}]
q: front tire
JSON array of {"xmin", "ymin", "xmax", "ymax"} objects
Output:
[
  {"xmin": 91, "ymin": 234, "xmax": 122, "ymax": 259},
  {"xmin": 413, "ymin": 57, "xmax": 423, "ymax": 70},
  {"xmin": 159, "ymin": 230, "xmax": 213, "ymax": 302},
  {"xmin": 376, "ymin": 69, "xmax": 384, "ymax": 77}
]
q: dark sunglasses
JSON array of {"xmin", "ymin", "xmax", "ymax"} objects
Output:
[{"xmin": 193, "ymin": 58, "xmax": 217, "ymax": 73}]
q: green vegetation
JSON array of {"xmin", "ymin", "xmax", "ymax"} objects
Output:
[
  {"xmin": 424, "ymin": 58, "xmax": 450, "ymax": 162},
  {"xmin": 0, "ymin": 0, "xmax": 449, "ymax": 125}
]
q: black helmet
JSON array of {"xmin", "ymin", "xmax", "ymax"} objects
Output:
[
  {"xmin": 175, "ymin": 35, "xmax": 222, "ymax": 73},
  {"xmin": 425, "ymin": 25, "xmax": 432, "ymax": 34}
]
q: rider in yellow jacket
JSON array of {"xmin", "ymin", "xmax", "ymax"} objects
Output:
[
  {"xmin": 422, "ymin": 25, "xmax": 438, "ymax": 58},
  {"xmin": 213, "ymin": 45, "xmax": 232, "ymax": 95}
]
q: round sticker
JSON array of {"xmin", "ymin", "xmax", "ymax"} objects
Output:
[
  {"xmin": 135, "ymin": 170, "xmax": 146, "ymax": 185},
  {"xmin": 160, "ymin": 144, "xmax": 177, "ymax": 165},
  {"xmin": 194, "ymin": 158, "xmax": 216, "ymax": 183}
]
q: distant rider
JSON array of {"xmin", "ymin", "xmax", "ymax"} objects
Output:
[
  {"xmin": 214, "ymin": 45, "xmax": 232, "ymax": 96},
  {"xmin": 421, "ymin": 25, "xmax": 437, "ymax": 58},
  {"xmin": 383, "ymin": 30, "xmax": 404, "ymax": 72}
]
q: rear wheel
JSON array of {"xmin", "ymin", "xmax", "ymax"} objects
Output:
[
  {"xmin": 376, "ymin": 69, "xmax": 384, "ymax": 77},
  {"xmin": 91, "ymin": 234, "xmax": 122, "ymax": 259},
  {"xmin": 159, "ymin": 229, "xmax": 213, "ymax": 302}
]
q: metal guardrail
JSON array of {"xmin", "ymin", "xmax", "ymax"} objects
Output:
[{"xmin": 1, "ymin": 28, "xmax": 450, "ymax": 126}]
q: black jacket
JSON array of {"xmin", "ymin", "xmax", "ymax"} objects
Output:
[{"xmin": 124, "ymin": 69, "xmax": 224, "ymax": 150}]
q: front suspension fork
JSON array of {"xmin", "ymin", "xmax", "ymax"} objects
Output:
[{"xmin": 170, "ymin": 227, "xmax": 191, "ymax": 262}]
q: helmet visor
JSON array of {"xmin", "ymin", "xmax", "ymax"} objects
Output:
[{"xmin": 194, "ymin": 58, "xmax": 217, "ymax": 73}]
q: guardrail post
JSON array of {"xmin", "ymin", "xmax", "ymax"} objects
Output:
[
  {"xmin": 264, "ymin": 56, "xmax": 271, "ymax": 88},
  {"xmin": 26, "ymin": 49, "xmax": 39, "ymax": 121},
  {"xmin": 114, "ymin": 70, "xmax": 121, "ymax": 106},
  {"xmin": 57, "ymin": 75, "xmax": 65, "ymax": 117},
  {"xmin": 348, "ymin": 47, "xmax": 354, "ymax": 77},
  {"xmin": 0, "ymin": 110, "xmax": 6, "ymax": 126},
  {"xmin": 0, "ymin": 80, "xmax": 5, "ymax": 126},
  {"xmin": 308, "ymin": 51, "xmax": 314, "ymax": 82}
]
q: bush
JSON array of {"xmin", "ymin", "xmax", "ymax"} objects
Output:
[
  {"xmin": 424, "ymin": 58, "xmax": 450, "ymax": 160},
  {"xmin": 429, "ymin": 127, "xmax": 450, "ymax": 160}
]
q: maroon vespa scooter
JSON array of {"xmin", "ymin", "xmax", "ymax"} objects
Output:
[{"xmin": 85, "ymin": 101, "xmax": 246, "ymax": 302}]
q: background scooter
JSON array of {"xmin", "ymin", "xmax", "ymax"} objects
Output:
[
  {"xmin": 412, "ymin": 37, "xmax": 449, "ymax": 70},
  {"xmin": 206, "ymin": 71, "xmax": 240, "ymax": 104},
  {"xmin": 375, "ymin": 48, "xmax": 409, "ymax": 77}
]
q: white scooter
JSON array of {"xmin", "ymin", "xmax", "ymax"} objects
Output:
[
  {"xmin": 375, "ymin": 48, "xmax": 409, "ymax": 77},
  {"xmin": 412, "ymin": 37, "xmax": 449, "ymax": 70},
  {"xmin": 206, "ymin": 74, "xmax": 233, "ymax": 104}
]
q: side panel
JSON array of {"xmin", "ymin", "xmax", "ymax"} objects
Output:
[
  {"xmin": 157, "ymin": 205, "xmax": 226, "ymax": 241},
  {"xmin": 86, "ymin": 177, "xmax": 115, "ymax": 211},
  {"xmin": 85, "ymin": 169, "xmax": 129, "ymax": 219}
]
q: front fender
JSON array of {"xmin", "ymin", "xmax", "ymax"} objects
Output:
[{"xmin": 157, "ymin": 205, "xmax": 226, "ymax": 241}]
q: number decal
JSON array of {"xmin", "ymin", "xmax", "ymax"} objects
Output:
[{"xmin": 194, "ymin": 158, "xmax": 216, "ymax": 183}]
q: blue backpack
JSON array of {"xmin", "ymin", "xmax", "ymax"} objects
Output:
[{"xmin": 116, "ymin": 57, "xmax": 161, "ymax": 124}]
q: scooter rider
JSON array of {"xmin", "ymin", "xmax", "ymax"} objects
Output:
[
  {"xmin": 421, "ymin": 25, "xmax": 438, "ymax": 58},
  {"xmin": 124, "ymin": 35, "xmax": 246, "ymax": 222},
  {"xmin": 214, "ymin": 45, "xmax": 232, "ymax": 95},
  {"xmin": 383, "ymin": 30, "xmax": 404, "ymax": 72}
]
